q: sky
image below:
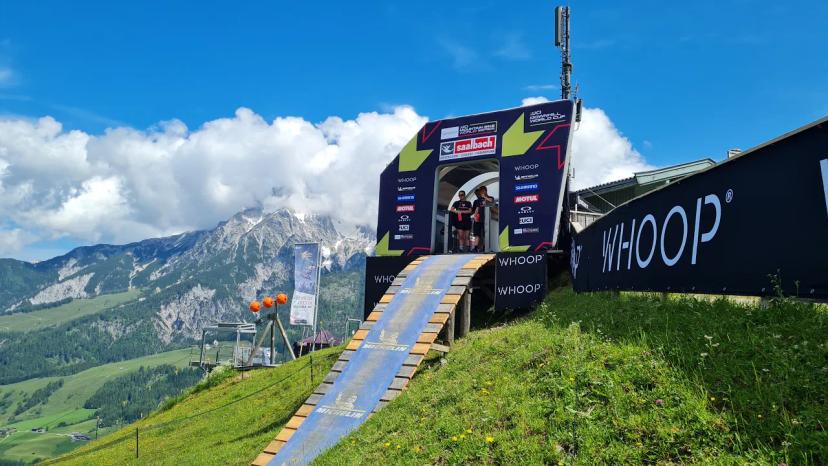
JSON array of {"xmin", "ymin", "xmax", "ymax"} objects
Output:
[{"xmin": 0, "ymin": 0, "xmax": 826, "ymax": 261}]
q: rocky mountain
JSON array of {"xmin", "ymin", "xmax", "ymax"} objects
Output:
[{"xmin": 0, "ymin": 208, "xmax": 374, "ymax": 384}]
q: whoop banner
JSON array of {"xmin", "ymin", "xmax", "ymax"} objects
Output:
[
  {"xmin": 290, "ymin": 243, "xmax": 321, "ymax": 326},
  {"xmin": 571, "ymin": 117, "xmax": 828, "ymax": 299}
]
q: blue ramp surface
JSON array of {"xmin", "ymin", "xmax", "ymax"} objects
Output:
[{"xmin": 268, "ymin": 254, "xmax": 474, "ymax": 466}]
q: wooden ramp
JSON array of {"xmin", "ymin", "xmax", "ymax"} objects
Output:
[{"xmin": 252, "ymin": 254, "xmax": 494, "ymax": 466}]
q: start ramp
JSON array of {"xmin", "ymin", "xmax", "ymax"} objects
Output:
[{"xmin": 252, "ymin": 253, "xmax": 494, "ymax": 466}]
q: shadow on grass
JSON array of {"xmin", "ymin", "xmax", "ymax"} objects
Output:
[{"xmin": 538, "ymin": 289, "xmax": 827, "ymax": 463}]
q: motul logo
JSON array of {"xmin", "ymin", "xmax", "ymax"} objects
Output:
[
  {"xmin": 514, "ymin": 194, "xmax": 539, "ymax": 203},
  {"xmin": 396, "ymin": 205, "xmax": 415, "ymax": 212}
]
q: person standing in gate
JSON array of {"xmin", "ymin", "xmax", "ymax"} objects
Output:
[
  {"xmin": 471, "ymin": 185, "xmax": 496, "ymax": 252},
  {"xmin": 450, "ymin": 190, "xmax": 473, "ymax": 253}
]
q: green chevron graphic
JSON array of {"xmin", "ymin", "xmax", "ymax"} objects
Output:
[
  {"xmin": 498, "ymin": 227, "xmax": 531, "ymax": 252},
  {"xmin": 398, "ymin": 134, "xmax": 432, "ymax": 172},
  {"xmin": 502, "ymin": 113, "xmax": 544, "ymax": 157},
  {"xmin": 375, "ymin": 232, "xmax": 404, "ymax": 256}
]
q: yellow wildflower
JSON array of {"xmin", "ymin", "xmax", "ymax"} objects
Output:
[{"xmin": 485, "ymin": 436, "xmax": 494, "ymax": 444}]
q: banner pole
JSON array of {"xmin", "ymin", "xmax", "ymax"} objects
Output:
[{"xmin": 311, "ymin": 242, "xmax": 321, "ymax": 354}]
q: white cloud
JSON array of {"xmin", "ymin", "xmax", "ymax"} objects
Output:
[
  {"xmin": 525, "ymin": 84, "xmax": 558, "ymax": 92},
  {"xmin": 0, "ymin": 101, "xmax": 650, "ymax": 258},
  {"xmin": 521, "ymin": 96, "xmax": 550, "ymax": 106},
  {"xmin": 570, "ymin": 107, "xmax": 654, "ymax": 189},
  {"xmin": 494, "ymin": 33, "xmax": 531, "ymax": 60},
  {"xmin": 0, "ymin": 228, "xmax": 35, "ymax": 257},
  {"xmin": 0, "ymin": 68, "xmax": 12, "ymax": 86},
  {"xmin": 0, "ymin": 107, "xmax": 426, "ymax": 256}
]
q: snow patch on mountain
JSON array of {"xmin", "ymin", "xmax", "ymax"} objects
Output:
[
  {"xmin": 155, "ymin": 285, "xmax": 220, "ymax": 343},
  {"xmin": 57, "ymin": 258, "xmax": 82, "ymax": 280},
  {"xmin": 29, "ymin": 273, "xmax": 94, "ymax": 305},
  {"xmin": 237, "ymin": 262, "xmax": 289, "ymax": 302}
]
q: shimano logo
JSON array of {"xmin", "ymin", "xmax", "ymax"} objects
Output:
[
  {"xmin": 515, "ymin": 183, "xmax": 538, "ymax": 192},
  {"xmin": 397, "ymin": 194, "xmax": 415, "ymax": 202}
]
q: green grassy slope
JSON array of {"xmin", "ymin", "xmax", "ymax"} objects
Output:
[
  {"xmin": 46, "ymin": 348, "xmax": 339, "ymax": 466},
  {"xmin": 0, "ymin": 291, "xmax": 140, "ymax": 333},
  {"xmin": 315, "ymin": 290, "xmax": 826, "ymax": 465},
  {"xmin": 44, "ymin": 290, "xmax": 826, "ymax": 465},
  {"xmin": 0, "ymin": 349, "xmax": 191, "ymax": 464}
]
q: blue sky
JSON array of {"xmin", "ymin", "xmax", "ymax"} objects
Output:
[{"xmin": 0, "ymin": 0, "xmax": 826, "ymax": 261}]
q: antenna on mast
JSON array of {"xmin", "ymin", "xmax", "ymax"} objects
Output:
[
  {"xmin": 555, "ymin": 5, "xmax": 581, "ymax": 122},
  {"xmin": 554, "ymin": 5, "xmax": 572, "ymax": 101}
]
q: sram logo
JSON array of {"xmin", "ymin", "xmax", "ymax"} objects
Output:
[{"xmin": 514, "ymin": 194, "xmax": 539, "ymax": 203}]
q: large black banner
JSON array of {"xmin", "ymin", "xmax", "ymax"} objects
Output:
[
  {"xmin": 363, "ymin": 256, "xmax": 416, "ymax": 319},
  {"xmin": 571, "ymin": 117, "xmax": 828, "ymax": 299},
  {"xmin": 495, "ymin": 252, "xmax": 548, "ymax": 310},
  {"xmin": 375, "ymin": 100, "xmax": 575, "ymax": 255}
]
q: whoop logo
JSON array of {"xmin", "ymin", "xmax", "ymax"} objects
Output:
[
  {"xmin": 600, "ymin": 192, "xmax": 723, "ymax": 273},
  {"xmin": 570, "ymin": 239, "xmax": 582, "ymax": 279},
  {"xmin": 497, "ymin": 283, "xmax": 543, "ymax": 295}
]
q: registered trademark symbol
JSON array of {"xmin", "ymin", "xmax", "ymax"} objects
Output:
[{"xmin": 725, "ymin": 189, "xmax": 734, "ymax": 203}]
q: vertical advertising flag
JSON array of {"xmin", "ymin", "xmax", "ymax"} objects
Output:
[{"xmin": 290, "ymin": 243, "xmax": 321, "ymax": 326}]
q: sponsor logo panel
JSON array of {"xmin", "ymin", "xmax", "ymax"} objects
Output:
[
  {"xmin": 440, "ymin": 121, "xmax": 497, "ymax": 140},
  {"xmin": 440, "ymin": 126, "xmax": 459, "ymax": 140},
  {"xmin": 528, "ymin": 109, "xmax": 567, "ymax": 126},
  {"xmin": 514, "ymin": 194, "xmax": 540, "ymax": 204},
  {"xmin": 439, "ymin": 136, "xmax": 497, "ymax": 161},
  {"xmin": 515, "ymin": 183, "xmax": 538, "ymax": 192},
  {"xmin": 397, "ymin": 194, "xmax": 415, "ymax": 202}
]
